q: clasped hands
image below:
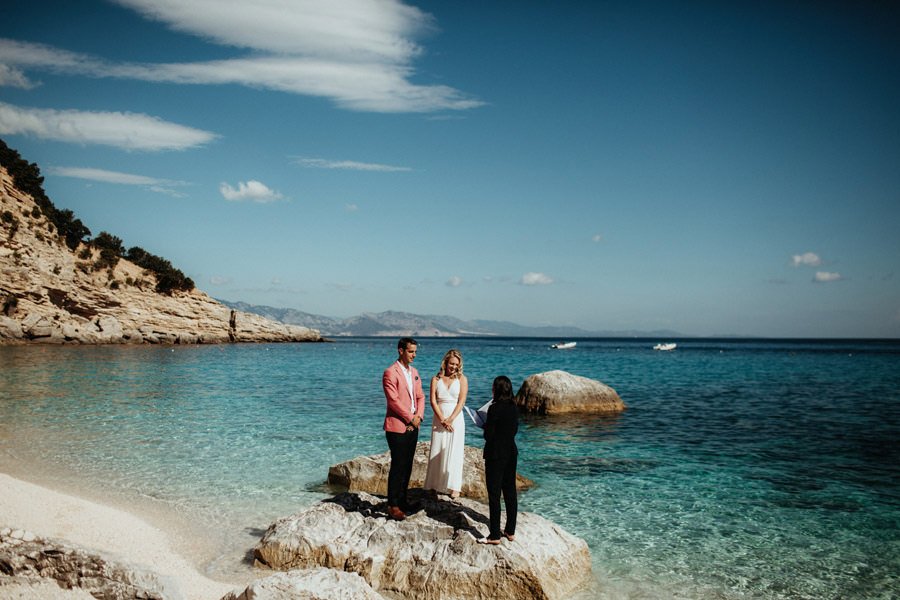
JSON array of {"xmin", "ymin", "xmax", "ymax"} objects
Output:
[{"xmin": 406, "ymin": 415, "xmax": 423, "ymax": 432}]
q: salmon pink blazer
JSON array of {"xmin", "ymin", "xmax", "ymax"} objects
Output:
[{"xmin": 383, "ymin": 361, "xmax": 425, "ymax": 433}]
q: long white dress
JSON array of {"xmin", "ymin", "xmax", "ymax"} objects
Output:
[{"xmin": 424, "ymin": 378, "xmax": 465, "ymax": 494}]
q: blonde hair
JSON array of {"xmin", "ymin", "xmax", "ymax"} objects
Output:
[{"xmin": 438, "ymin": 349, "xmax": 464, "ymax": 378}]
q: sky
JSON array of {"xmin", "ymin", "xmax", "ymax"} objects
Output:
[{"xmin": 1, "ymin": 0, "xmax": 899, "ymax": 337}]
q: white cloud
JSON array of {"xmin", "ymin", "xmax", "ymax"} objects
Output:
[
  {"xmin": 0, "ymin": 101, "xmax": 217, "ymax": 151},
  {"xmin": 111, "ymin": 0, "xmax": 430, "ymax": 62},
  {"xmin": 219, "ymin": 180, "xmax": 284, "ymax": 203},
  {"xmin": 814, "ymin": 271, "xmax": 842, "ymax": 283},
  {"xmin": 520, "ymin": 272, "xmax": 554, "ymax": 286},
  {"xmin": 592, "ymin": 233, "xmax": 603, "ymax": 243},
  {"xmin": 0, "ymin": 1, "xmax": 482, "ymax": 114},
  {"xmin": 209, "ymin": 275, "xmax": 231, "ymax": 285},
  {"xmin": 294, "ymin": 157, "xmax": 411, "ymax": 172},
  {"xmin": 0, "ymin": 64, "xmax": 35, "ymax": 89},
  {"xmin": 49, "ymin": 166, "xmax": 189, "ymax": 197},
  {"xmin": 49, "ymin": 166, "xmax": 179, "ymax": 186},
  {"xmin": 446, "ymin": 275, "xmax": 463, "ymax": 287},
  {"xmin": 792, "ymin": 251, "xmax": 822, "ymax": 267},
  {"xmin": 344, "ymin": 203, "xmax": 359, "ymax": 212},
  {"xmin": 149, "ymin": 185, "xmax": 188, "ymax": 198}
]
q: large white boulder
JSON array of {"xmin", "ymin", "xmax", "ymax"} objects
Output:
[
  {"xmin": 516, "ymin": 370, "xmax": 625, "ymax": 414},
  {"xmin": 254, "ymin": 491, "xmax": 593, "ymax": 600}
]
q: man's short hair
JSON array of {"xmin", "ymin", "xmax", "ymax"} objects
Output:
[{"xmin": 398, "ymin": 337, "xmax": 418, "ymax": 350}]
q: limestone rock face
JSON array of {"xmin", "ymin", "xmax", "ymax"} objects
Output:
[
  {"xmin": 221, "ymin": 568, "xmax": 387, "ymax": 600},
  {"xmin": 0, "ymin": 165, "xmax": 322, "ymax": 345},
  {"xmin": 327, "ymin": 442, "xmax": 533, "ymax": 500},
  {"xmin": 254, "ymin": 491, "xmax": 592, "ymax": 600},
  {"xmin": 0, "ymin": 527, "xmax": 171, "ymax": 600},
  {"xmin": 516, "ymin": 370, "xmax": 625, "ymax": 414}
]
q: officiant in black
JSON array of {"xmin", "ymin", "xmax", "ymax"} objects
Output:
[{"xmin": 479, "ymin": 375, "xmax": 519, "ymax": 544}]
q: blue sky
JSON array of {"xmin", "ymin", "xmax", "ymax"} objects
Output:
[{"xmin": 2, "ymin": 1, "xmax": 898, "ymax": 337}]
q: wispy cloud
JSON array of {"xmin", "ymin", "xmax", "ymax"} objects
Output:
[
  {"xmin": 0, "ymin": 101, "xmax": 217, "ymax": 151},
  {"xmin": 446, "ymin": 275, "xmax": 463, "ymax": 287},
  {"xmin": 592, "ymin": 233, "xmax": 603, "ymax": 243},
  {"xmin": 113, "ymin": 0, "xmax": 428, "ymax": 62},
  {"xmin": 792, "ymin": 251, "xmax": 822, "ymax": 267},
  {"xmin": 294, "ymin": 157, "xmax": 412, "ymax": 172},
  {"xmin": 0, "ymin": 1, "xmax": 482, "ymax": 114},
  {"xmin": 814, "ymin": 271, "xmax": 842, "ymax": 283},
  {"xmin": 520, "ymin": 272, "xmax": 554, "ymax": 286},
  {"xmin": 344, "ymin": 203, "xmax": 359, "ymax": 213},
  {"xmin": 49, "ymin": 166, "xmax": 189, "ymax": 196},
  {"xmin": 49, "ymin": 166, "xmax": 180, "ymax": 186},
  {"xmin": 219, "ymin": 180, "xmax": 284, "ymax": 203},
  {"xmin": 0, "ymin": 64, "xmax": 35, "ymax": 89},
  {"xmin": 209, "ymin": 275, "xmax": 231, "ymax": 285}
]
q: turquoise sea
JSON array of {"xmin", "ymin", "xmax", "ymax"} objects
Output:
[{"xmin": 1, "ymin": 338, "xmax": 898, "ymax": 599}]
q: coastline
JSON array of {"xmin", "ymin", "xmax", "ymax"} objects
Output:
[{"xmin": 0, "ymin": 471, "xmax": 241, "ymax": 600}]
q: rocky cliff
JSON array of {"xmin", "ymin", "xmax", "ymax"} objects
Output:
[{"xmin": 0, "ymin": 165, "xmax": 322, "ymax": 345}]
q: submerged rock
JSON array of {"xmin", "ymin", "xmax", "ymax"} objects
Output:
[
  {"xmin": 327, "ymin": 442, "xmax": 533, "ymax": 500},
  {"xmin": 254, "ymin": 490, "xmax": 592, "ymax": 600},
  {"xmin": 516, "ymin": 370, "xmax": 625, "ymax": 415}
]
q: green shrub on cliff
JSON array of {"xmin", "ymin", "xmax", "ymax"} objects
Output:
[
  {"xmin": 126, "ymin": 246, "xmax": 194, "ymax": 295},
  {"xmin": 0, "ymin": 138, "xmax": 195, "ymax": 295},
  {"xmin": 92, "ymin": 231, "xmax": 125, "ymax": 255},
  {"xmin": 0, "ymin": 139, "xmax": 91, "ymax": 250}
]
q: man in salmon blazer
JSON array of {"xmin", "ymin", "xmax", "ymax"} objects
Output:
[{"xmin": 382, "ymin": 337, "xmax": 425, "ymax": 520}]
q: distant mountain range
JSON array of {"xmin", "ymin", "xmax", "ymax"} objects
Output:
[{"xmin": 218, "ymin": 300, "xmax": 687, "ymax": 339}]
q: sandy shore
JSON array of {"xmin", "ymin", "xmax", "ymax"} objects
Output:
[{"xmin": 0, "ymin": 472, "xmax": 238, "ymax": 600}]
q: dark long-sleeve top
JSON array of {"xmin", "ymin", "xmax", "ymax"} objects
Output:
[{"xmin": 483, "ymin": 401, "xmax": 519, "ymax": 461}]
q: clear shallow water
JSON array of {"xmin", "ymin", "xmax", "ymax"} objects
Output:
[{"xmin": 1, "ymin": 338, "xmax": 898, "ymax": 599}]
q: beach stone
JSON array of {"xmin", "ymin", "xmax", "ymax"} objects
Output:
[
  {"xmin": 221, "ymin": 568, "xmax": 387, "ymax": 600},
  {"xmin": 254, "ymin": 490, "xmax": 592, "ymax": 600},
  {"xmin": 516, "ymin": 370, "xmax": 625, "ymax": 415},
  {"xmin": 326, "ymin": 442, "xmax": 533, "ymax": 500},
  {"xmin": 0, "ymin": 528, "xmax": 171, "ymax": 600}
]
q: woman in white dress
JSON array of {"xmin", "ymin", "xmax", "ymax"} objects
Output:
[{"xmin": 424, "ymin": 349, "xmax": 468, "ymax": 499}]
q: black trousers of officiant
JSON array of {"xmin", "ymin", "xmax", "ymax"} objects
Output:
[
  {"xmin": 485, "ymin": 453, "xmax": 518, "ymax": 538},
  {"xmin": 386, "ymin": 428, "xmax": 418, "ymax": 508}
]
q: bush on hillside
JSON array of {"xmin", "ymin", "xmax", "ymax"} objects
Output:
[
  {"xmin": 0, "ymin": 139, "xmax": 91, "ymax": 250},
  {"xmin": 0, "ymin": 138, "xmax": 194, "ymax": 295},
  {"xmin": 126, "ymin": 246, "xmax": 194, "ymax": 295}
]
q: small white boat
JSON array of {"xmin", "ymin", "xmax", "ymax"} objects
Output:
[
  {"xmin": 653, "ymin": 343, "xmax": 677, "ymax": 351},
  {"xmin": 551, "ymin": 341, "xmax": 577, "ymax": 349}
]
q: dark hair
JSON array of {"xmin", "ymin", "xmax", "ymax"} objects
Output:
[
  {"xmin": 398, "ymin": 337, "xmax": 418, "ymax": 350},
  {"xmin": 492, "ymin": 375, "xmax": 515, "ymax": 404}
]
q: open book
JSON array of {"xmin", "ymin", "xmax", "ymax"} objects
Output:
[{"xmin": 462, "ymin": 400, "xmax": 493, "ymax": 429}]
